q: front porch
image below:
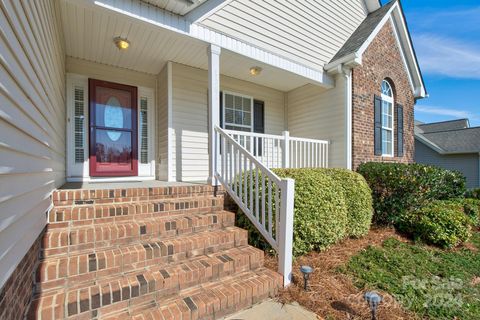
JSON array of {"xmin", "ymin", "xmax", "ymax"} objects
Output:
[{"xmin": 60, "ymin": 0, "xmax": 351, "ymax": 184}]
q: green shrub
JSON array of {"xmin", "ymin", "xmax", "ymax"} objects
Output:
[
  {"xmin": 321, "ymin": 168, "xmax": 373, "ymax": 237},
  {"xmin": 457, "ymin": 198, "xmax": 480, "ymax": 227},
  {"xmin": 273, "ymin": 168, "xmax": 348, "ymax": 255},
  {"xmin": 465, "ymin": 188, "xmax": 480, "ymax": 199},
  {"xmin": 397, "ymin": 200, "xmax": 472, "ymax": 248},
  {"xmin": 357, "ymin": 162, "xmax": 466, "ymax": 225}
]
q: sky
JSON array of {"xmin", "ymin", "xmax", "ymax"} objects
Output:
[{"xmin": 386, "ymin": 0, "xmax": 480, "ymax": 126}]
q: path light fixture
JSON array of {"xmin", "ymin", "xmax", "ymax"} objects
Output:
[
  {"xmin": 300, "ymin": 265, "xmax": 313, "ymax": 291},
  {"xmin": 364, "ymin": 291, "xmax": 382, "ymax": 320}
]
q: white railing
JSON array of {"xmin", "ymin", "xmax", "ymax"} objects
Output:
[
  {"xmin": 214, "ymin": 126, "xmax": 294, "ymax": 287},
  {"xmin": 223, "ymin": 129, "xmax": 329, "ymax": 169}
]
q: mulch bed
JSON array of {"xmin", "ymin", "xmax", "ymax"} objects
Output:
[{"xmin": 264, "ymin": 228, "xmax": 417, "ymax": 320}]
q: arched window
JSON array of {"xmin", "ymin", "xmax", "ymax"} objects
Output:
[{"xmin": 380, "ymin": 80, "xmax": 394, "ymax": 156}]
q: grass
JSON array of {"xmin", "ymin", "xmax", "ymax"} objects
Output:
[{"xmin": 342, "ymin": 232, "xmax": 480, "ymax": 319}]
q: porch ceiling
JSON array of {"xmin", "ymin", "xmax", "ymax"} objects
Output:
[{"xmin": 60, "ymin": 0, "xmax": 319, "ymax": 91}]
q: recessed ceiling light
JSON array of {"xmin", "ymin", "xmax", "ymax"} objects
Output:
[
  {"xmin": 249, "ymin": 66, "xmax": 262, "ymax": 76},
  {"xmin": 114, "ymin": 37, "xmax": 130, "ymax": 50}
]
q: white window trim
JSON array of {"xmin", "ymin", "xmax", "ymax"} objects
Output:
[
  {"xmin": 381, "ymin": 81, "xmax": 394, "ymax": 157},
  {"xmin": 137, "ymin": 87, "xmax": 156, "ymax": 178},
  {"xmin": 222, "ymin": 91, "xmax": 254, "ymax": 132}
]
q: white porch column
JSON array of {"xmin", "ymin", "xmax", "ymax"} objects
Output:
[{"xmin": 208, "ymin": 44, "xmax": 221, "ymax": 185}]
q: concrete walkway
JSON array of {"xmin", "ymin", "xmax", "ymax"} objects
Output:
[{"xmin": 225, "ymin": 300, "xmax": 319, "ymax": 320}]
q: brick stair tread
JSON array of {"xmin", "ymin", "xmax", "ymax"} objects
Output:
[
  {"xmin": 104, "ymin": 268, "xmax": 282, "ymax": 320},
  {"xmin": 53, "ymin": 185, "xmax": 220, "ymax": 207},
  {"xmin": 49, "ymin": 195, "xmax": 224, "ymax": 226},
  {"xmin": 30, "ymin": 246, "xmax": 266, "ymax": 319},
  {"xmin": 36, "ymin": 227, "xmax": 248, "ymax": 290},
  {"xmin": 43, "ymin": 210, "xmax": 235, "ymax": 254}
]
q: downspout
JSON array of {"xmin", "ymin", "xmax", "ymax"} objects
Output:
[{"xmin": 343, "ymin": 67, "xmax": 353, "ymax": 170}]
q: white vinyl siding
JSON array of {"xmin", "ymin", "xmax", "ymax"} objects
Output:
[
  {"xmin": 287, "ymin": 75, "xmax": 347, "ymax": 168},
  {"xmin": 201, "ymin": 0, "xmax": 368, "ymax": 69},
  {"xmin": 170, "ymin": 62, "xmax": 285, "ymax": 182},
  {"xmin": 0, "ymin": 0, "xmax": 65, "ymax": 289}
]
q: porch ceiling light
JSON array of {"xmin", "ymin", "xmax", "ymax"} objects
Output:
[
  {"xmin": 114, "ymin": 37, "xmax": 130, "ymax": 50},
  {"xmin": 249, "ymin": 66, "xmax": 262, "ymax": 76}
]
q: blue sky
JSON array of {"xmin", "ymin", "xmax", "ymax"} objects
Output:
[{"xmin": 389, "ymin": 0, "xmax": 480, "ymax": 126}]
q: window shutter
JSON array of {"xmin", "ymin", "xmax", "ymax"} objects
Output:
[
  {"xmin": 253, "ymin": 100, "xmax": 265, "ymax": 156},
  {"xmin": 140, "ymin": 97, "xmax": 148, "ymax": 164},
  {"xmin": 219, "ymin": 91, "xmax": 223, "ymax": 128},
  {"xmin": 374, "ymin": 95, "xmax": 382, "ymax": 156},
  {"xmin": 74, "ymin": 86, "xmax": 85, "ymax": 163},
  {"xmin": 396, "ymin": 104, "xmax": 404, "ymax": 157}
]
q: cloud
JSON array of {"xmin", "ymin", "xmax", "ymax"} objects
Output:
[
  {"xmin": 413, "ymin": 34, "xmax": 480, "ymax": 79},
  {"xmin": 416, "ymin": 105, "xmax": 479, "ymax": 120}
]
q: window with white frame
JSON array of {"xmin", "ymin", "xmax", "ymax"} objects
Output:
[
  {"xmin": 223, "ymin": 92, "xmax": 253, "ymax": 132},
  {"xmin": 381, "ymin": 80, "xmax": 394, "ymax": 156}
]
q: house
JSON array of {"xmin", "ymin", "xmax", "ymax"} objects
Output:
[
  {"xmin": 415, "ymin": 119, "xmax": 480, "ymax": 189},
  {"xmin": 0, "ymin": 0, "xmax": 425, "ymax": 319}
]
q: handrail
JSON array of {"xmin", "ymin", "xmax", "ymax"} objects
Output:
[{"xmin": 214, "ymin": 126, "xmax": 294, "ymax": 286}]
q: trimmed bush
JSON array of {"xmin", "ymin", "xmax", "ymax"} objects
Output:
[
  {"xmin": 397, "ymin": 200, "xmax": 472, "ymax": 248},
  {"xmin": 321, "ymin": 168, "xmax": 373, "ymax": 238},
  {"xmin": 357, "ymin": 162, "xmax": 466, "ymax": 225},
  {"xmin": 465, "ymin": 188, "xmax": 480, "ymax": 200},
  {"xmin": 273, "ymin": 168, "xmax": 348, "ymax": 256},
  {"xmin": 236, "ymin": 168, "xmax": 373, "ymax": 256}
]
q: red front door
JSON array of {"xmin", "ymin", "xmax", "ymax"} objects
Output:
[{"xmin": 89, "ymin": 79, "xmax": 138, "ymax": 177}]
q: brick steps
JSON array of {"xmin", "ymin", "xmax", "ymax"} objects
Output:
[
  {"xmin": 42, "ymin": 211, "xmax": 235, "ymax": 255},
  {"xmin": 28, "ymin": 185, "xmax": 281, "ymax": 320},
  {"xmin": 49, "ymin": 196, "xmax": 224, "ymax": 227},
  {"xmin": 53, "ymin": 185, "xmax": 218, "ymax": 206},
  {"xmin": 36, "ymin": 227, "xmax": 248, "ymax": 292},
  {"xmin": 30, "ymin": 246, "xmax": 266, "ymax": 319},
  {"xmin": 104, "ymin": 268, "xmax": 282, "ymax": 320}
]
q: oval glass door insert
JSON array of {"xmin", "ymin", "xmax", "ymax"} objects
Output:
[{"xmin": 104, "ymin": 96, "xmax": 123, "ymax": 141}]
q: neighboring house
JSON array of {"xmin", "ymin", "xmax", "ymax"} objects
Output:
[
  {"xmin": 415, "ymin": 119, "xmax": 480, "ymax": 189},
  {"xmin": 0, "ymin": 0, "xmax": 425, "ymax": 319}
]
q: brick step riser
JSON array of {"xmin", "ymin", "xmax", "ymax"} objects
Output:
[
  {"xmin": 48, "ymin": 198, "xmax": 224, "ymax": 227},
  {"xmin": 53, "ymin": 186, "xmax": 221, "ymax": 206},
  {"xmin": 33, "ymin": 248, "xmax": 264, "ymax": 319},
  {"xmin": 36, "ymin": 228, "xmax": 248, "ymax": 292},
  {"xmin": 42, "ymin": 212, "xmax": 235, "ymax": 256},
  {"xmin": 103, "ymin": 269, "xmax": 282, "ymax": 320}
]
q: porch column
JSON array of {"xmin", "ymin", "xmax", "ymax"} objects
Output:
[{"xmin": 208, "ymin": 44, "xmax": 221, "ymax": 186}]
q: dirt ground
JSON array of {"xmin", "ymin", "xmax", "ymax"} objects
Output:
[{"xmin": 264, "ymin": 228, "xmax": 417, "ymax": 320}]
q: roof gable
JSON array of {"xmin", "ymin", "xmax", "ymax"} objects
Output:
[{"xmin": 326, "ymin": 0, "xmax": 426, "ymax": 99}]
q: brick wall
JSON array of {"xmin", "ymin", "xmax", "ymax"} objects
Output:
[
  {"xmin": 0, "ymin": 230, "xmax": 44, "ymax": 320},
  {"xmin": 352, "ymin": 22, "xmax": 415, "ymax": 169}
]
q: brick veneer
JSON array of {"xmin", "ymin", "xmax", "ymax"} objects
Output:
[
  {"xmin": 0, "ymin": 231, "xmax": 44, "ymax": 320},
  {"xmin": 352, "ymin": 22, "xmax": 415, "ymax": 169}
]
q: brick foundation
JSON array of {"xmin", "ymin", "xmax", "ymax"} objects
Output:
[
  {"xmin": 0, "ymin": 231, "xmax": 44, "ymax": 320},
  {"xmin": 352, "ymin": 22, "xmax": 415, "ymax": 169}
]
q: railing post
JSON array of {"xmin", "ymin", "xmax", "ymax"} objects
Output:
[
  {"xmin": 282, "ymin": 131, "xmax": 290, "ymax": 168},
  {"xmin": 278, "ymin": 178, "xmax": 294, "ymax": 287}
]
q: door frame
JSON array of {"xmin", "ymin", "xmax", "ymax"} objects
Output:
[
  {"xmin": 88, "ymin": 79, "xmax": 138, "ymax": 177},
  {"xmin": 66, "ymin": 73, "xmax": 156, "ymax": 182}
]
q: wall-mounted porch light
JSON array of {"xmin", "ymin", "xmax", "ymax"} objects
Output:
[
  {"xmin": 249, "ymin": 66, "xmax": 262, "ymax": 76},
  {"xmin": 114, "ymin": 37, "xmax": 130, "ymax": 50}
]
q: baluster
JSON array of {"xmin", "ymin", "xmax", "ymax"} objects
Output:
[
  {"xmin": 249, "ymin": 160, "xmax": 253, "ymax": 213},
  {"xmin": 221, "ymin": 135, "xmax": 225, "ymax": 178},
  {"xmin": 244, "ymin": 156, "xmax": 248, "ymax": 206},
  {"xmin": 268, "ymin": 180, "xmax": 273, "ymax": 236},
  {"xmin": 255, "ymin": 166, "xmax": 259, "ymax": 221},
  {"xmin": 275, "ymin": 182, "xmax": 280, "ymax": 239},
  {"xmin": 262, "ymin": 173, "xmax": 266, "ymax": 227},
  {"xmin": 238, "ymin": 149, "xmax": 243, "ymax": 200}
]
